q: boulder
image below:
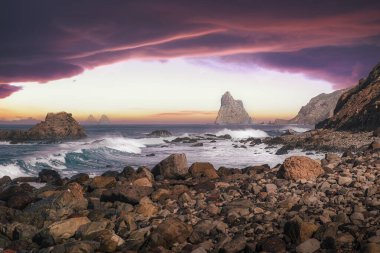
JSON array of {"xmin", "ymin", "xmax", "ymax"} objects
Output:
[
  {"xmin": 82, "ymin": 229, "xmax": 124, "ymax": 252},
  {"xmin": 151, "ymin": 153, "xmax": 188, "ymax": 179},
  {"xmin": 44, "ymin": 217, "xmax": 90, "ymax": 243},
  {"xmin": 374, "ymin": 127, "xmax": 380, "ymax": 137},
  {"xmin": 284, "ymin": 219, "xmax": 319, "ymax": 244},
  {"xmin": 100, "ymin": 185, "xmax": 153, "ymax": 205},
  {"xmin": 146, "ymin": 218, "xmax": 193, "ymax": 249},
  {"xmin": 278, "ymin": 156, "xmax": 324, "ymax": 181},
  {"xmin": 135, "ymin": 197, "xmax": 159, "ymax": 217},
  {"xmin": 23, "ymin": 182, "xmax": 88, "ymax": 227},
  {"xmin": 88, "ymin": 176, "xmax": 116, "ymax": 190},
  {"xmin": 189, "ymin": 162, "xmax": 219, "ymax": 179},
  {"xmin": 46, "ymin": 241, "xmax": 100, "ymax": 253},
  {"xmin": 296, "ymin": 238, "xmax": 321, "ymax": 253},
  {"xmin": 0, "ymin": 184, "xmax": 36, "ymax": 210},
  {"xmin": 38, "ymin": 169, "xmax": 61, "ymax": 185}
]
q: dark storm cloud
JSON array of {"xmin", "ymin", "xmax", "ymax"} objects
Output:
[
  {"xmin": 1, "ymin": 0, "xmax": 380, "ymax": 94},
  {"xmin": 0, "ymin": 84, "xmax": 22, "ymax": 99}
]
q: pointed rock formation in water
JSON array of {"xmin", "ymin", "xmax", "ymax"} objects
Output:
[
  {"xmin": 98, "ymin": 114, "xmax": 111, "ymax": 125},
  {"xmin": 275, "ymin": 89, "xmax": 346, "ymax": 125},
  {"xmin": 215, "ymin": 92, "xmax": 253, "ymax": 125},
  {"xmin": 86, "ymin": 114, "xmax": 97, "ymax": 124},
  {"xmin": 317, "ymin": 62, "xmax": 380, "ymax": 131}
]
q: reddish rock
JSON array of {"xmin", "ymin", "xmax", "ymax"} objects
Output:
[
  {"xmin": 189, "ymin": 162, "xmax": 219, "ymax": 179},
  {"xmin": 151, "ymin": 153, "xmax": 188, "ymax": 179},
  {"xmin": 278, "ymin": 156, "xmax": 324, "ymax": 181}
]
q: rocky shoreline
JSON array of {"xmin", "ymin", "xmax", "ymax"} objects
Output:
[
  {"xmin": 0, "ymin": 141, "xmax": 379, "ymax": 253},
  {"xmin": 264, "ymin": 129, "xmax": 377, "ymax": 154}
]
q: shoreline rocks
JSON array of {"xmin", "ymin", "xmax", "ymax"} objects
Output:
[{"xmin": 0, "ymin": 150, "xmax": 379, "ymax": 252}]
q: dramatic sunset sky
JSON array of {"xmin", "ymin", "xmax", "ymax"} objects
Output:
[{"xmin": 1, "ymin": 1, "xmax": 380, "ymax": 123}]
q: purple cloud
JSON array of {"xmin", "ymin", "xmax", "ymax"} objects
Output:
[
  {"xmin": 0, "ymin": 0, "xmax": 380, "ymax": 89},
  {"xmin": 0, "ymin": 84, "xmax": 22, "ymax": 98}
]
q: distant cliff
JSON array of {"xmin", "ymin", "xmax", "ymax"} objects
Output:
[
  {"xmin": 215, "ymin": 92, "xmax": 253, "ymax": 125},
  {"xmin": 317, "ymin": 62, "xmax": 380, "ymax": 131},
  {"xmin": 275, "ymin": 89, "xmax": 346, "ymax": 125}
]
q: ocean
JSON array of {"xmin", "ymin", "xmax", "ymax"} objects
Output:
[{"xmin": 0, "ymin": 124, "xmax": 321, "ymax": 178}]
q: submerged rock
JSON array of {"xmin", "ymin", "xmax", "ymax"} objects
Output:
[{"xmin": 147, "ymin": 129, "xmax": 172, "ymax": 137}]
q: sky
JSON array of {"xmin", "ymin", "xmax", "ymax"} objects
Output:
[{"xmin": 1, "ymin": 0, "xmax": 380, "ymax": 123}]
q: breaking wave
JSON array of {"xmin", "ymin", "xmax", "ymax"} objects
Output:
[{"xmin": 215, "ymin": 128, "xmax": 269, "ymax": 139}]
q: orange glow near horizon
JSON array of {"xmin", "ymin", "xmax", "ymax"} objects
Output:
[{"xmin": 0, "ymin": 59, "xmax": 334, "ymax": 124}]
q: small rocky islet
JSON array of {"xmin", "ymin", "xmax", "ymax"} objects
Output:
[{"xmin": 0, "ymin": 144, "xmax": 379, "ymax": 253}]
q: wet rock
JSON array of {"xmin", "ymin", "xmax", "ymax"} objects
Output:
[
  {"xmin": 151, "ymin": 153, "xmax": 189, "ymax": 179},
  {"xmin": 189, "ymin": 162, "xmax": 219, "ymax": 179},
  {"xmin": 278, "ymin": 156, "xmax": 324, "ymax": 181},
  {"xmin": 88, "ymin": 176, "xmax": 116, "ymax": 190},
  {"xmin": 220, "ymin": 235, "xmax": 246, "ymax": 253},
  {"xmin": 256, "ymin": 236, "xmax": 286, "ymax": 253},
  {"xmin": 23, "ymin": 182, "xmax": 88, "ymax": 226},
  {"xmin": 42, "ymin": 217, "xmax": 90, "ymax": 244},
  {"xmin": 136, "ymin": 196, "xmax": 159, "ymax": 217},
  {"xmin": 82, "ymin": 229, "xmax": 124, "ymax": 252},
  {"xmin": 284, "ymin": 219, "xmax": 318, "ymax": 244},
  {"xmin": 146, "ymin": 218, "xmax": 193, "ymax": 249},
  {"xmin": 296, "ymin": 238, "xmax": 320, "ymax": 253},
  {"xmin": 45, "ymin": 240, "xmax": 100, "ymax": 253},
  {"xmin": 38, "ymin": 169, "xmax": 62, "ymax": 185},
  {"xmin": 100, "ymin": 185, "xmax": 153, "ymax": 205},
  {"xmin": 0, "ymin": 184, "xmax": 36, "ymax": 210}
]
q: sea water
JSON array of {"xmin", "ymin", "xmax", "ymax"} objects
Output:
[{"xmin": 0, "ymin": 124, "xmax": 321, "ymax": 178}]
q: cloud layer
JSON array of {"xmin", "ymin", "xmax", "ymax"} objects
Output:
[
  {"xmin": 1, "ymin": 0, "xmax": 380, "ymax": 93},
  {"xmin": 0, "ymin": 84, "xmax": 22, "ymax": 99}
]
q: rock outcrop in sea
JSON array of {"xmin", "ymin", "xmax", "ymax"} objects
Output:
[
  {"xmin": 317, "ymin": 62, "xmax": 380, "ymax": 131},
  {"xmin": 275, "ymin": 89, "xmax": 346, "ymax": 125},
  {"xmin": 0, "ymin": 112, "xmax": 86, "ymax": 143},
  {"xmin": 215, "ymin": 91, "xmax": 253, "ymax": 125},
  {"xmin": 99, "ymin": 114, "xmax": 111, "ymax": 125},
  {"xmin": 86, "ymin": 114, "xmax": 97, "ymax": 124}
]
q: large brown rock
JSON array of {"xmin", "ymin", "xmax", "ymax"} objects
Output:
[
  {"xmin": 278, "ymin": 156, "xmax": 324, "ymax": 181},
  {"xmin": 146, "ymin": 218, "xmax": 193, "ymax": 249},
  {"xmin": 317, "ymin": 62, "xmax": 380, "ymax": 131},
  {"xmin": 151, "ymin": 153, "xmax": 188, "ymax": 179},
  {"xmin": 100, "ymin": 185, "xmax": 153, "ymax": 205},
  {"xmin": 45, "ymin": 217, "xmax": 90, "ymax": 243},
  {"xmin": 189, "ymin": 162, "xmax": 219, "ymax": 179}
]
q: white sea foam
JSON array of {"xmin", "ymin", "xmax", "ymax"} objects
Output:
[
  {"xmin": 280, "ymin": 125, "xmax": 311, "ymax": 133},
  {"xmin": 0, "ymin": 163, "xmax": 30, "ymax": 178},
  {"xmin": 215, "ymin": 128, "xmax": 269, "ymax": 139}
]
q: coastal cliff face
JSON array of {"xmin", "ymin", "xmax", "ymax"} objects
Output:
[
  {"xmin": 317, "ymin": 62, "xmax": 380, "ymax": 131},
  {"xmin": 215, "ymin": 92, "xmax": 253, "ymax": 125},
  {"xmin": 0, "ymin": 112, "xmax": 86, "ymax": 142},
  {"xmin": 275, "ymin": 90, "xmax": 345, "ymax": 125}
]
